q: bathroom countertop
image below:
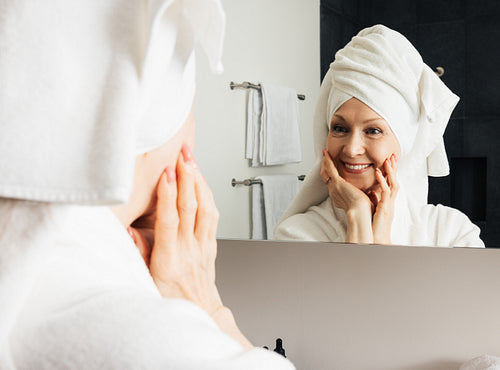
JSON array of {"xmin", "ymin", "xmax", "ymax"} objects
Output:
[{"xmin": 216, "ymin": 239, "xmax": 500, "ymax": 370}]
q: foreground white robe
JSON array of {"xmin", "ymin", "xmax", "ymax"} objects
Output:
[{"xmin": 1, "ymin": 203, "xmax": 293, "ymax": 369}]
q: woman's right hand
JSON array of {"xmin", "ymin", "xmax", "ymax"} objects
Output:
[
  {"xmin": 321, "ymin": 150, "xmax": 374, "ymax": 243},
  {"xmin": 149, "ymin": 144, "xmax": 222, "ymax": 316},
  {"xmin": 321, "ymin": 150, "xmax": 372, "ymax": 213},
  {"xmin": 145, "ymin": 144, "xmax": 253, "ymax": 350}
]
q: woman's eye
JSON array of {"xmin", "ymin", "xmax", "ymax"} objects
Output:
[
  {"xmin": 331, "ymin": 125, "xmax": 347, "ymax": 134},
  {"xmin": 366, "ymin": 128, "xmax": 382, "ymax": 135}
]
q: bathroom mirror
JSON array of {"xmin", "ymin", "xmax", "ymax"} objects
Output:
[{"xmin": 194, "ymin": 0, "xmax": 500, "ymax": 247}]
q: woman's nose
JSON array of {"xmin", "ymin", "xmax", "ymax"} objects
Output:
[{"xmin": 342, "ymin": 133, "xmax": 365, "ymax": 157}]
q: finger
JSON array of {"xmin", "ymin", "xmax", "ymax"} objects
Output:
[
  {"xmin": 385, "ymin": 154, "xmax": 399, "ymax": 197},
  {"xmin": 375, "ymin": 167, "xmax": 390, "ymax": 203},
  {"xmin": 195, "ymin": 173, "xmax": 219, "ymax": 272},
  {"xmin": 177, "ymin": 144, "xmax": 198, "ymax": 236},
  {"xmin": 194, "ymin": 171, "xmax": 219, "ymax": 242},
  {"xmin": 322, "ymin": 149, "xmax": 342, "ymax": 181},
  {"xmin": 383, "ymin": 158, "xmax": 393, "ymax": 188},
  {"xmin": 320, "ymin": 157, "xmax": 329, "ymax": 183},
  {"xmin": 392, "ymin": 153, "xmax": 398, "ymax": 172},
  {"xmin": 154, "ymin": 167, "xmax": 179, "ymax": 251}
]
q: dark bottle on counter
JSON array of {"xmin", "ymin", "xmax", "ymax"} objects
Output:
[{"xmin": 273, "ymin": 338, "xmax": 286, "ymax": 358}]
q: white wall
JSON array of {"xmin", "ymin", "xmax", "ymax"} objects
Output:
[{"xmin": 193, "ymin": 0, "xmax": 320, "ymax": 239}]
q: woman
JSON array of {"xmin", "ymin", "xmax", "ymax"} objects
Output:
[
  {"xmin": 0, "ymin": 0, "xmax": 293, "ymax": 368},
  {"xmin": 274, "ymin": 25, "xmax": 484, "ymax": 248}
]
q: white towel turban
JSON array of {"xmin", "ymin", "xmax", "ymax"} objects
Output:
[
  {"xmin": 277, "ymin": 24, "xmax": 459, "ymax": 226},
  {"xmin": 0, "ymin": 0, "xmax": 225, "ymax": 205}
]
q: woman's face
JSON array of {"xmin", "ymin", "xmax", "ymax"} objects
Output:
[
  {"xmin": 326, "ymin": 97, "xmax": 401, "ymax": 192},
  {"xmin": 136, "ymin": 109, "xmax": 196, "ymax": 214},
  {"xmin": 111, "ymin": 109, "xmax": 196, "ymax": 227}
]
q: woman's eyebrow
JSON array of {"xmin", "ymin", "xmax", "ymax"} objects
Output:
[
  {"xmin": 331, "ymin": 115, "xmax": 385, "ymax": 124},
  {"xmin": 362, "ymin": 117, "xmax": 385, "ymax": 123},
  {"xmin": 331, "ymin": 114, "xmax": 346, "ymax": 122}
]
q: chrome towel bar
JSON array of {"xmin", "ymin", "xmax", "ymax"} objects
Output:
[
  {"xmin": 232, "ymin": 175, "xmax": 305, "ymax": 187},
  {"xmin": 230, "ymin": 81, "xmax": 305, "ymax": 101}
]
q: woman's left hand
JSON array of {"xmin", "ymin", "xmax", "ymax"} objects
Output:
[{"xmin": 370, "ymin": 154, "xmax": 399, "ymax": 244}]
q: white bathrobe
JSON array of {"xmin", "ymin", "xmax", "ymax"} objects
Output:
[
  {"xmin": 275, "ymin": 25, "xmax": 484, "ymax": 248},
  {"xmin": 1, "ymin": 202, "xmax": 293, "ymax": 369},
  {"xmin": 275, "ymin": 190, "xmax": 483, "ymax": 247}
]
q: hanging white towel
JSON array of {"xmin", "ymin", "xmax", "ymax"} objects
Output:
[
  {"xmin": 246, "ymin": 89, "xmax": 263, "ymax": 166},
  {"xmin": 260, "ymin": 84, "xmax": 302, "ymax": 166},
  {"xmin": 251, "ymin": 175, "xmax": 301, "ymax": 240},
  {"xmin": 251, "ymin": 183, "xmax": 266, "ymax": 240},
  {"xmin": 246, "ymin": 84, "xmax": 302, "ymax": 167}
]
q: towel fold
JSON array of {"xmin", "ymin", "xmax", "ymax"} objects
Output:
[
  {"xmin": 460, "ymin": 355, "xmax": 500, "ymax": 370},
  {"xmin": 251, "ymin": 175, "xmax": 301, "ymax": 240},
  {"xmin": 246, "ymin": 89, "xmax": 263, "ymax": 165},
  {"xmin": 246, "ymin": 84, "xmax": 302, "ymax": 166},
  {"xmin": 0, "ymin": 0, "xmax": 225, "ymax": 205}
]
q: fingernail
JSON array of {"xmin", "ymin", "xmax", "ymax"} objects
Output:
[
  {"xmin": 181, "ymin": 144, "xmax": 197, "ymax": 168},
  {"xmin": 322, "ymin": 149, "xmax": 325, "ymax": 157},
  {"xmin": 165, "ymin": 166, "xmax": 176, "ymax": 183}
]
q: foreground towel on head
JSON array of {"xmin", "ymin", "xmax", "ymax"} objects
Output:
[
  {"xmin": 274, "ymin": 25, "xmax": 483, "ymax": 247},
  {"xmin": 0, "ymin": 0, "xmax": 224, "ymax": 205},
  {"xmin": 246, "ymin": 84, "xmax": 302, "ymax": 166},
  {"xmin": 252, "ymin": 175, "xmax": 301, "ymax": 240}
]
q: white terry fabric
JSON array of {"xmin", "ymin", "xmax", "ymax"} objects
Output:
[
  {"xmin": 251, "ymin": 175, "xmax": 301, "ymax": 240},
  {"xmin": 0, "ymin": 0, "xmax": 224, "ymax": 205},
  {"xmin": 251, "ymin": 182, "xmax": 266, "ymax": 240},
  {"xmin": 246, "ymin": 84, "xmax": 302, "ymax": 166},
  {"xmin": 274, "ymin": 25, "xmax": 484, "ymax": 248},
  {"xmin": 275, "ymin": 190, "xmax": 483, "ymax": 247},
  {"xmin": 460, "ymin": 355, "xmax": 500, "ymax": 370},
  {"xmin": 246, "ymin": 88, "xmax": 264, "ymax": 165},
  {"xmin": 0, "ymin": 1, "xmax": 295, "ymax": 368},
  {"xmin": 0, "ymin": 202, "xmax": 294, "ymax": 370}
]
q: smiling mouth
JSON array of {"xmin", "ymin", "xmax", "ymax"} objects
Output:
[{"xmin": 342, "ymin": 161, "xmax": 373, "ymax": 174}]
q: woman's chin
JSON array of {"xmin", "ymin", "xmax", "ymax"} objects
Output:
[{"xmin": 342, "ymin": 175, "xmax": 376, "ymax": 192}]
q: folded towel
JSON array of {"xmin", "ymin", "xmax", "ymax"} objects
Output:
[
  {"xmin": 252, "ymin": 175, "xmax": 301, "ymax": 240},
  {"xmin": 261, "ymin": 84, "xmax": 302, "ymax": 166},
  {"xmin": 251, "ymin": 183, "xmax": 266, "ymax": 240},
  {"xmin": 246, "ymin": 89, "xmax": 264, "ymax": 166},
  {"xmin": 246, "ymin": 84, "xmax": 302, "ymax": 167},
  {"xmin": 460, "ymin": 355, "xmax": 500, "ymax": 370}
]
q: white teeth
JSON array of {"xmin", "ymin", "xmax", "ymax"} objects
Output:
[{"xmin": 344, "ymin": 163, "xmax": 370, "ymax": 170}]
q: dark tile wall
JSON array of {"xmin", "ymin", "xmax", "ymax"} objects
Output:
[{"xmin": 320, "ymin": 0, "xmax": 500, "ymax": 247}]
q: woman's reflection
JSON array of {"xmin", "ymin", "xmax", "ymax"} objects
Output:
[{"xmin": 274, "ymin": 25, "xmax": 484, "ymax": 248}]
